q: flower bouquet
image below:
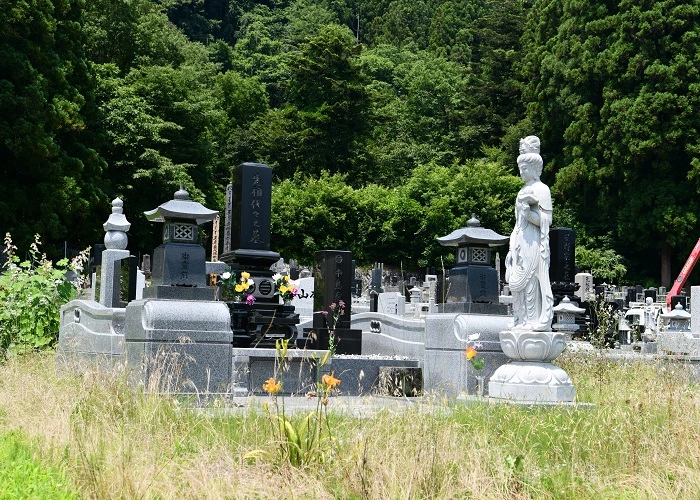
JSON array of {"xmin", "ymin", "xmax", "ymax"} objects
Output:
[
  {"xmin": 218, "ymin": 270, "xmax": 256, "ymax": 304},
  {"xmin": 272, "ymin": 273, "xmax": 299, "ymax": 303}
]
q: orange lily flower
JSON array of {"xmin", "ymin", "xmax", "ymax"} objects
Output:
[
  {"xmin": 262, "ymin": 377, "xmax": 281, "ymax": 395},
  {"xmin": 322, "ymin": 371, "xmax": 341, "ymax": 388}
]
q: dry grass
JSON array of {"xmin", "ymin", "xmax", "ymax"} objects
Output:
[{"xmin": 2, "ymin": 351, "xmax": 700, "ymax": 498}]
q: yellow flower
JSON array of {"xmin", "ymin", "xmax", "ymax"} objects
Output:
[
  {"xmin": 235, "ymin": 283, "xmax": 244, "ymax": 293},
  {"xmin": 465, "ymin": 346, "xmax": 477, "ymax": 360},
  {"xmin": 322, "ymin": 371, "xmax": 341, "ymax": 388},
  {"xmin": 279, "ymin": 285, "xmax": 288, "ymax": 294},
  {"xmin": 241, "ymin": 271, "xmax": 251, "ymax": 280},
  {"xmin": 284, "ymin": 275, "xmax": 290, "ymax": 283},
  {"xmin": 262, "ymin": 377, "xmax": 281, "ymax": 395}
]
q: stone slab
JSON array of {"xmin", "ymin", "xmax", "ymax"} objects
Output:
[
  {"xmin": 232, "ymin": 348, "xmax": 326, "ymax": 396},
  {"xmin": 489, "ymin": 362, "xmax": 576, "ymax": 403},
  {"xmin": 57, "ymin": 300, "xmax": 126, "ymax": 370}
]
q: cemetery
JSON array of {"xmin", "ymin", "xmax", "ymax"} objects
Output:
[
  {"xmin": 55, "ymin": 144, "xmax": 700, "ymax": 406},
  {"xmin": 4, "ymin": 142, "xmax": 700, "ymax": 497},
  {"xmin": 6, "ymin": 0, "xmax": 700, "ymax": 495}
]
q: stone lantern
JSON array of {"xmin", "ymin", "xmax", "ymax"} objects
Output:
[
  {"xmin": 552, "ymin": 296, "xmax": 585, "ymax": 337},
  {"xmin": 660, "ymin": 302, "xmax": 692, "ymax": 332},
  {"xmin": 124, "ymin": 187, "xmax": 231, "ymax": 393},
  {"xmin": 658, "ymin": 303, "xmax": 696, "ymax": 355},
  {"xmin": 437, "ymin": 214, "xmax": 509, "ymax": 313},
  {"xmin": 99, "ymin": 198, "xmax": 131, "ymax": 307},
  {"xmin": 143, "ymin": 186, "xmax": 218, "ymax": 300}
]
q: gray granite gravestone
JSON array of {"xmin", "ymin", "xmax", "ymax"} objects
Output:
[
  {"xmin": 124, "ymin": 188, "xmax": 232, "ymax": 394},
  {"xmin": 100, "ymin": 199, "xmax": 131, "ymax": 307}
]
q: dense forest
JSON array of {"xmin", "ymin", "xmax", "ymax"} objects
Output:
[{"xmin": 1, "ymin": 0, "xmax": 699, "ymax": 287}]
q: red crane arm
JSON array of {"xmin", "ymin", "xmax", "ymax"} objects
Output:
[{"xmin": 667, "ymin": 237, "xmax": 700, "ymax": 311}]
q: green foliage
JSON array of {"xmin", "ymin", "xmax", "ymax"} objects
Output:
[
  {"xmin": 0, "ymin": 430, "xmax": 78, "ymax": 499},
  {"xmin": 585, "ymin": 293, "xmax": 620, "ymax": 348},
  {"xmin": 272, "ymin": 161, "xmax": 521, "ymax": 269},
  {"xmin": 0, "ymin": 234, "xmax": 77, "ymax": 359},
  {"xmin": 0, "ymin": 0, "xmax": 107, "ymax": 252},
  {"xmin": 576, "ymin": 245, "xmax": 628, "ymax": 284},
  {"xmin": 521, "ymin": 0, "xmax": 700, "ymax": 281}
]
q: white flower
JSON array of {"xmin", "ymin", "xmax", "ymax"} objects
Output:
[
  {"xmin": 468, "ymin": 333, "xmax": 481, "ymax": 341},
  {"xmin": 246, "ymin": 279, "xmax": 254, "ymax": 286},
  {"xmin": 272, "ymin": 273, "xmax": 282, "ymax": 282},
  {"xmin": 221, "ymin": 272, "xmax": 231, "ymax": 280}
]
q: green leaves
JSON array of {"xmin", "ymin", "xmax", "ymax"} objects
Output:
[
  {"xmin": 271, "ymin": 160, "xmax": 520, "ymax": 268},
  {"xmin": 522, "ymin": 0, "xmax": 700, "ymax": 283},
  {"xmin": 0, "ymin": 234, "xmax": 79, "ymax": 359}
]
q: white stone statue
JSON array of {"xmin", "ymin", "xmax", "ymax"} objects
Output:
[{"xmin": 505, "ymin": 136, "xmax": 554, "ymax": 331}]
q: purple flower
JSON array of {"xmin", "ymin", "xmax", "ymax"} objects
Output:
[
  {"xmin": 322, "ymin": 310, "xmax": 329, "ymax": 316},
  {"xmin": 473, "ymin": 342, "xmax": 483, "ymax": 349},
  {"xmin": 245, "ymin": 294, "xmax": 256, "ymax": 305},
  {"xmin": 329, "ymin": 302, "xmax": 336, "ymax": 311},
  {"xmin": 338, "ymin": 300, "xmax": 345, "ymax": 308}
]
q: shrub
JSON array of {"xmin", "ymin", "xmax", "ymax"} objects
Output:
[{"xmin": 0, "ymin": 233, "xmax": 81, "ymax": 359}]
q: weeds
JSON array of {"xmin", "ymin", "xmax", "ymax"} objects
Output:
[
  {"xmin": 3, "ymin": 351, "xmax": 700, "ymax": 497},
  {"xmin": 0, "ymin": 233, "xmax": 86, "ymax": 359}
]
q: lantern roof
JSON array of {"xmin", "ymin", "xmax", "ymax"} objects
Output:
[
  {"xmin": 553, "ymin": 296, "xmax": 585, "ymax": 314},
  {"xmin": 437, "ymin": 214, "xmax": 508, "ymax": 247},
  {"xmin": 144, "ymin": 186, "xmax": 218, "ymax": 225},
  {"xmin": 660, "ymin": 302, "xmax": 691, "ymax": 320}
]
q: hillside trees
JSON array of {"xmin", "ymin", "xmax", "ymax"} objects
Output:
[
  {"xmin": 84, "ymin": 0, "xmax": 229, "ymax": 251},
  {"xmin": 0, "ymin": 0, "xmax": 107, "ymax": 252},
  {"xmin": 521, "ymin": 0, "xmax": 700, "ymax": 286}
]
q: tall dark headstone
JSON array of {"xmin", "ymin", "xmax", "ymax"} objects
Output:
[
  {"xmin": 219, "ymin": 163, "xmax": 299, "ymax": 347},
  {"xmin": 549, "ymin": 227, "xmax": 579, "ymax": 302},
  {"xmin": 298, "ymin": 250, "xmax": 362, "ymax": 354},
  {"xmin": 549, "ymin": 227, "xmax": 576, "ymax": 283},
  {"xmin": 221, "ymin": 163, "xmax": 280, "ymax": 271}
]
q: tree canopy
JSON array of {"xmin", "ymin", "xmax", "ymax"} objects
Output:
[{"xmin": 1, "ymin": 0, "xmax": 699, "ymax": 286}]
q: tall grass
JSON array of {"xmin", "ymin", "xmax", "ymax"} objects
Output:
[{"xmin": 2, "ymin": 351, "xmax": 700, "ymax": 498}]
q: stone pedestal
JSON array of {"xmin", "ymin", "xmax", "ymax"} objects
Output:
[
  {"xmin": 124, "ymin": 299, "xmax": 232, "ymax": 393},
  {"xmin": 99, "ymin": 249, "xmax": 130, "ymax": 307},
  {"xmin": 489, "ymin": 330, "xmax": 575, "ymax": 403}
]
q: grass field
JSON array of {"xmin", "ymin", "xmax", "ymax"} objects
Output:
[{"xmin": 1, "ymin": 350, "xmax": 699, "ymax": 498}]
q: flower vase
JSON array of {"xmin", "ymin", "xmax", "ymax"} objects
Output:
[
  {"xmin": 232, "ymin": 295, "xmax": 242, "ymax": 304},
  {"xmin": 475, "ymin": 375, "xmax": 485, "ymax": 398},
  {"xmin": 283, "ymin": 299, "xmax": 292, "ymax": 306}
]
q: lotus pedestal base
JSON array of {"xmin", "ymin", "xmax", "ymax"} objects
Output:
[
  {"xmin": 488, "ymin": 362, "xmax": 575, "ymax": 403},
  {"xmin": 488, "ymin": 329, "xmax": 576, "ymax": 403}
]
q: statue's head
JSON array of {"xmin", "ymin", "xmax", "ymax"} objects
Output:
[
  {"xmin": 519, "ymin": 136, "xmax": 540, "ymax": 155},
  {"xmin": 517, "ymin": 153, "xmax": 543, "ymax": 178}
]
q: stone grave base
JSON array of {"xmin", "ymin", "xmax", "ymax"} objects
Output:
[
  {"xmin": 232, "ymin": 349, "xmax": 421, "ymax": 397},
  {"xmin": 488, "ymin": 361, "xmax": 576, "ymax": 403}
]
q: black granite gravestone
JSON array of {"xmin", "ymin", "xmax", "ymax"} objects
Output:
[
  {"xmin": 549, "ymin": 227, "xmax": 576, "ymax": 283},
  {"xmin": 219, "ymin": 163, "xmax": 299, "ymax": 348},
  {"xmin": 221, "ymin": 162, "xmax": 280, "ymax": 270},
  {"xmin": 549, "ymin": 227, "xmax": 579, "ymax": 301},
  {"xmin": 298, "ymin": 250, "xmax": 362, "ymax": 354}
]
